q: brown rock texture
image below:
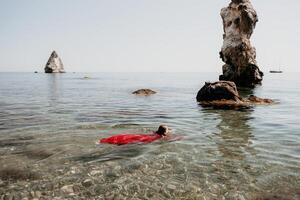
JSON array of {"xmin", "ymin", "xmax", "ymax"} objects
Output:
[
  {"xmin": 219, "ymin": 0, "xmax": 263, "ymax": 87},
  {"xmin": 132, "ymin": 89, "xmax": 157, "ymax": 96},
  {"xmin": 196, "ymin": 81, "xmax": 242, "ymax": 102},
  {"xmin": 196, "ymin": 81, "xmax": 274, "ymax": 109}
]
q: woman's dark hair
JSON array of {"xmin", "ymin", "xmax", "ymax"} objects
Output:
[{"xmin": 155, "ymin": 125, "xmax": 168, "ymax": 136}]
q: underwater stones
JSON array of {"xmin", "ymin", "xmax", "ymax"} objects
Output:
[
  {"xmin": 132, "ymin": 89, "xmax": 157, "ymax": 96},
  {"xmin": 1, "ymin": 193, "xmax": 15, "ymax": 200},
  {"xmin": 219, "ymin": 0, "xmax": 263, "ymax": 87},
  {"xmin": 60, "ymin": 185, "xmax": 74, "ymax": 193},
  {"xmin": 89, "ymin": 170, "xmax": 101, "ymax": 176},
  {"xmin": 82, "ymin": 179, "xmax": 93, "ymax": 187},
  {"xmin": 30, "ymin": 191, "xmax": 42, "ymax": 199},
  {"xmin": 21, "ymin": 149, "xmax": 53, "ymax": 160},
  {"xmin": 44, "ymin": 51, "xmax": 65, "ymax": 73},
  {"xmin": 0, "ymin": 167, "xmax": 38, "ymax": 181}
]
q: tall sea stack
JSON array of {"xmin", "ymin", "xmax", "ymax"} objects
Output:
[
  {"xmin": 219, "ymin": 0, "xmax": 263, "ymax": 87},
  {"xmin": 44, "ymin": 51, "xmax": 65, "ymax": 73}
]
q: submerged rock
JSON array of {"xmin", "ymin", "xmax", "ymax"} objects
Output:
[
  {"xmin": 132, "ymin": 89, "xmax": 157, "ymax": 96},
  {"xmin": 196, "ymin": 81, "xmax": 274, "ymax": 108},
  {"xmin": 82, "ymin": 179, "xmax": 93, "ymax": 187},
  {"xmin": 219, "ymin": 0, "xmax": 263, "ymax": 87},
  {"xmin": 44, "ymin": 51, "xmax": 65, "ymax": 73},
  {"xmin": 61, "ymin": 185, "xmax": 74, "ymax": 193}
]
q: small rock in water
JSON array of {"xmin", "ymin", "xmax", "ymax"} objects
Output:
[
  {"xmin": 0, "ymin": 180, "xmax": 4, "ymax": 187},
  {"xmin": 30, "ymin": 191, "xmax": 42, "ymax": 199},
  {"xmin": 35, "ymin": 191, "xmax": 42, "ymax": 198},
  {"xmin": 167, "ymin": 184, "xmax": 177, "ymax": 190},
  {"xmin": 247, "ymin": 95, "xmax": 274, "ymax": 104},
  {"xmin": 89, "ymin": 170, "xmax": 101, "ymax": 176},
  {"xmin": 2, "ymin": 193, "xmax": 14, "ymax": 200},
  {"xmin": 196, "ymin": 81, "xmax": 241, "ymax": 102},
  {"xmin": 196, "ymin": 81, "xmax": 274, "ymax": 108},
  {"xmin": 132, "ymin": 89, "xmax": 157, "ymax": 96},
  {"xmin": 61, "ymin": 185, "xmax": 74, "ymax": 193},
  {"xmin": 82, "ymin": 179, "xmax": 93, "ymax": 187},
  {"xmin": 69, "ymin": 166, "xmax": 79, "ymax": 174}
]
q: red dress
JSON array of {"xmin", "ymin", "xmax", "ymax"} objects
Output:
[{"xmin": 99, "ymin": 133, "xmax": 162, "ymax": 145}]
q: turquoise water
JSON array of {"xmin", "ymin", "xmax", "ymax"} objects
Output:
[{"xmin": 0, "ymin": 72, "xmax": 299, "ymax": 199}]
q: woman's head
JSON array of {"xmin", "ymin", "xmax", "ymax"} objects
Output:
[{"xmin": 155, "ymin": 125, "xmax": 170, "ymax": 136}]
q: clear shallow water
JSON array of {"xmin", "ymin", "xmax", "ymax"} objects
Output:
[{"xmin": 0, "ymin": 72, "xmax": 299, "ymax": 199}]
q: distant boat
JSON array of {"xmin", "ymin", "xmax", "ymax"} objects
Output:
[
  {"xmin": 270, "ymin": 66, "xmax": 283, "ymax": 73},
  {"xmin": 269, "ymin": 70, "xmax": 283, "ymax": 73}
]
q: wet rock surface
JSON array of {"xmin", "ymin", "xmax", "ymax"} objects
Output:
[
  {"xmin": 44, "ymin": 51, "xmax": 65, "ymax": 73},
  {"xmin": 246, "ymin": 95, "xmax": 274, "ymax": 104},
  {"xmin": 196, "ymin": 81, "xmax": 242, "ymax": 102},
  {"xmin": 196, "ymin": 81, "xmax": 274, "ymax": 108},
  {"xmin": 219, "ymin": 0, "xmax": 263, "ymax": 87},
  {"xmin": 132, "ymin": 89, "xmax": 157, "ymax": 96}
]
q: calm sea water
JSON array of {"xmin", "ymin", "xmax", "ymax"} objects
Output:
[{"xmin": 0, "ymin": 72, "xmax": 299, "ymax": 199}]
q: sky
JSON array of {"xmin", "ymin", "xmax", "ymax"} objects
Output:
[{"xmin": 0, "ymin": 0, "xmax": 299, "ymax": 72}]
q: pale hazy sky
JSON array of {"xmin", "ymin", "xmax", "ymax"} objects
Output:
[{"xmin": 0, "ymin": 0, "xmax": 299, "ymax": 72}]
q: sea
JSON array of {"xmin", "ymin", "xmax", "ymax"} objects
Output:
[{"xmin": 0, "ymin": 72, "xmax": 299, "ymax": 199}]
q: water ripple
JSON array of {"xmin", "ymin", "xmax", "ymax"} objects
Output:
[{"xmin": 0, "ymin": 72, "xmax": 299, "ymax": 199}]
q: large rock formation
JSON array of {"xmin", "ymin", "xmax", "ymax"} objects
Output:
[
  {"xmin": 44, "ymin": 51, "xmax": 65, "ymax": 73},
  {"xmin": 219, "ymin": 0, "xmax": 263, "ymax": 87},
  {"xmin": 196, "ymin": 81, "xmax": 274, "ymax": 108},
  {"xmin": 196, "ymin": 81, "xmax": 241, "ymax": 102}
]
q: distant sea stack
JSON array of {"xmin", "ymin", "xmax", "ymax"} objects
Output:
[
  {"xmin": 44, "ymin": 51, "xmax": 65, "ymax": 73},
  {"xmin": 219, "ymin": 0, "xmax": 263, "ymax": 87}
]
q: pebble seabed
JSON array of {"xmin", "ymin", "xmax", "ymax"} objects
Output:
[{"xmin": 0, "ymin": 134, "xmax": 299, "ymax": 200}]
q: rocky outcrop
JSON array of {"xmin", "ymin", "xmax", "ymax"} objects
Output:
[
  {"xmin": 196, "ymin": 81, "xmax": 241, "ymax": 102},
  {"xmin": 196, "ymin": 81, "xmax": 274, "ymax": 108},
  {"xmin": 44, "ymin": 51, "xmax": 65, "ymax": 73},
  {"xmin": 132, "ymin": 89, "xmax": 157, "ymax": 96},
  {"xmin": 219, "ymin": 0, "xmax": 263, "ymax": 87},
  {"xmin": 246, "ymin": 95, "xmax": 274, "ymax": 104}
]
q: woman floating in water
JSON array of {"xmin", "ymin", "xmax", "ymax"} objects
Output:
[{"xmin": 99, "ymin": 125, "xmax": 181, "ymax": 145}]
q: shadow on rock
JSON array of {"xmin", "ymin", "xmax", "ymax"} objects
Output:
[{"xmin": 196, "ymin": 81, "xmax": 275, "ymax": 109}]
